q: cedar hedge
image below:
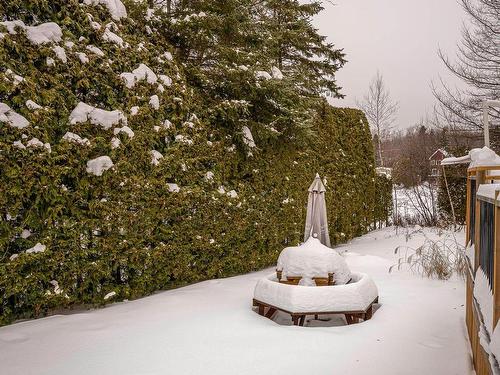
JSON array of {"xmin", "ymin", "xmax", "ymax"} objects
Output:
[{"xmin": 0, "ymin": 0, "xmax": 391, "ymax": 325}]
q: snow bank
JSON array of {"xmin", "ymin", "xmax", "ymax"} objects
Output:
[
  {"xmin": 62, "ymin": 132, "xmax": 90, "ymax": 146},
  {"xmin": 70, "ymin": 102, "xmax": 127, "ymax": 130},
  {"xmin": 83, "ymin": 0, "xmax": 127, "ymax": 20},
  {"xmin": 254, "ymin": 272, "xmax": 378, "ymax": 313},
  {"xmin": 474, "ymin": 267, "xmax": 494, "ymax": 334},
  {"xmin": 150, "ymin": 150, "xmax": 163, "ymax": 166},
  {"xmin": 120, "ymin": 64, "xmax": 157, "ymax": 88},
  {"xmin": 0, "ymin": 103, "xmax": 29, "ymax": 129},
  {"xmin": 86, "ymin": 156, "xmax": 114, "ymax": 176},
  {"xmin": 1, "ymin": 21, "xmax": 62, "ymax": 45},
  {"xmin": 277, "ymin": 237, "xmax": 351, "ymax": 285}
]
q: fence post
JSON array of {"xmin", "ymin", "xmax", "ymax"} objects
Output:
[
  {"xmin": 494, "ymin": 196, "xmax": 500, "ymax": 329},
  {"xmin": 475, "ymin": 170, "xmax": 485, "ymax": 271},
  {"xmin": 466, "ymin": 173, "xmax": 471, "ymax": 245}
]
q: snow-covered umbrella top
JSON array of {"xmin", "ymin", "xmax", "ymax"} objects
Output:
[{"xmin": 304, "ymin": 173, "xmax": 331, "ymax": 247}]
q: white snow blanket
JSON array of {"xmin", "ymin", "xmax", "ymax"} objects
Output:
[
  {"xmin": 277, "ymin": 237, "xmax": 351, "ymax": 284},
  {"xmin": 254, "ymin": 272, "xmax": 378, "ymax": 313},
  {"xmin": 442, "ymin": 146, "xmax": 500, "ymax": 168},
  {"xmin": 0, "ymin": 227, "xmax": 471, "ymax": 375}
]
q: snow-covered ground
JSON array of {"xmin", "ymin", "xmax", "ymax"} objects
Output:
[{"xmin": 0, "ymin": 227, "xmax": 473, "ymax": 375}]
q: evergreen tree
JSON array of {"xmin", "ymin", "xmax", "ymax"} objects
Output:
[{"xmin": 261, "ymin": 0, "xmax": 346, "ymax": 97}]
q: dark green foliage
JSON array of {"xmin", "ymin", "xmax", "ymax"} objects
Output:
[
  {"xmin": 438, "ymin": 165, "xmax": 467, "ymax": 225},
  {"xmin": 374, "ymin": 174, "xmax": 393, "ymax": 228},
  {"xmin": 437, "ymin": 146, "xmax": 468, "ymax": 225},
  {"xmin": 0, "ymin": 0, "xmax": 388, "ymax": 325}
]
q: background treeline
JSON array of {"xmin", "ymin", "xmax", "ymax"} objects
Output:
[{"xmin": 0, "ymin": 0, "xmax": 390, "ymax": 325}]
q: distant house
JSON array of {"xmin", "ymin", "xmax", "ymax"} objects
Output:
[{"xmin": 429, "ymin": 149, "xmax": 450, "ymax": 178}]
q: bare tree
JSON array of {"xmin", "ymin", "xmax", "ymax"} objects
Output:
[
  {"xmin": 433, "ymin": 0, "xmax": 500, "ymax": 150},
  {"xmin": 358, "ymin": 71, "xmax": 399, "ymax": 167}
]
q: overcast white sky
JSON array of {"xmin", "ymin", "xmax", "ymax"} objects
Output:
[{"xmin": 314, "ymin": 0, "xmax": 466, "ymax": 130}]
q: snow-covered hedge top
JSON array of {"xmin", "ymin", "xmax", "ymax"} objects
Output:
[
  {"xmin": 120, "ymin": 64, "xmax": 157, "ymax": 88},
  {"xmin": 69, "ymin": 102, "xmax": 127, "ymax": 129},
  {"xmin": 0, "ymin": 21, "xmax": 62, "ymax": 45},
  {"xmin": 277, "ymin": 237, "xmax": 351, "ymax": 285},
  {"xmin": 0, "ymin": 103, "xmax": 29, "ymax": 129},
  {"xmin": 86, "ymin": 156, "xmax": 114, "ymax": 176},
  {"xmin": 242, "ymin": 126, "xmax": 255, "ymax": 148},
  {"xmin": 83, "ymin": 0, "xmax": 127, "ymax": 21}
]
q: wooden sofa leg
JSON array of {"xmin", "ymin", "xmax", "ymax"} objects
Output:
[
  {"xmin": 365, "ymin": 305, "xmax": 373, "ymax": 320},
  {"xmin": 258, "ymin": 304, "xmax": 265, "ymax": 316},
  {"xmin": 292, "ymin": 315, "xmax": 299, "ymax": 325},
  {"xmin": 265, "ymin": 307, "xmax": 277, "ymax": 319},
  {"xmin": 299, "ymin": 315, "xmax": 306, "ymax": 326}
]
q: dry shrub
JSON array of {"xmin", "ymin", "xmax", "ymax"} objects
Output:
[{"xmin": 390, "ymin": 227, "xmax": 466, "ymax": 280}]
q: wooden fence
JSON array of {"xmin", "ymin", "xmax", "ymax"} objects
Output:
[{"xmin": 465, "ymin": 166, "xmax": 500, "ymax": 375}]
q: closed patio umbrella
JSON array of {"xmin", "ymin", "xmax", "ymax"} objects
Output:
[{"xmin": 303, "ymin": 173, "xmax": 331, "ymax": 247}]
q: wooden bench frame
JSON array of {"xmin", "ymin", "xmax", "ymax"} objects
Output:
[{"xmin": 253, "ymin": 296, "xmax": 379, "ymax": 326}]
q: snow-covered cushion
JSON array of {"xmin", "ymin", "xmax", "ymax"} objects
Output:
[
  {"xmin": 254, "ymin": 272, "xmax": 378, "ymax": 314},
  {"xmin": 277, "ymin": 237, "xmax": 351, "ymax": 285}
]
